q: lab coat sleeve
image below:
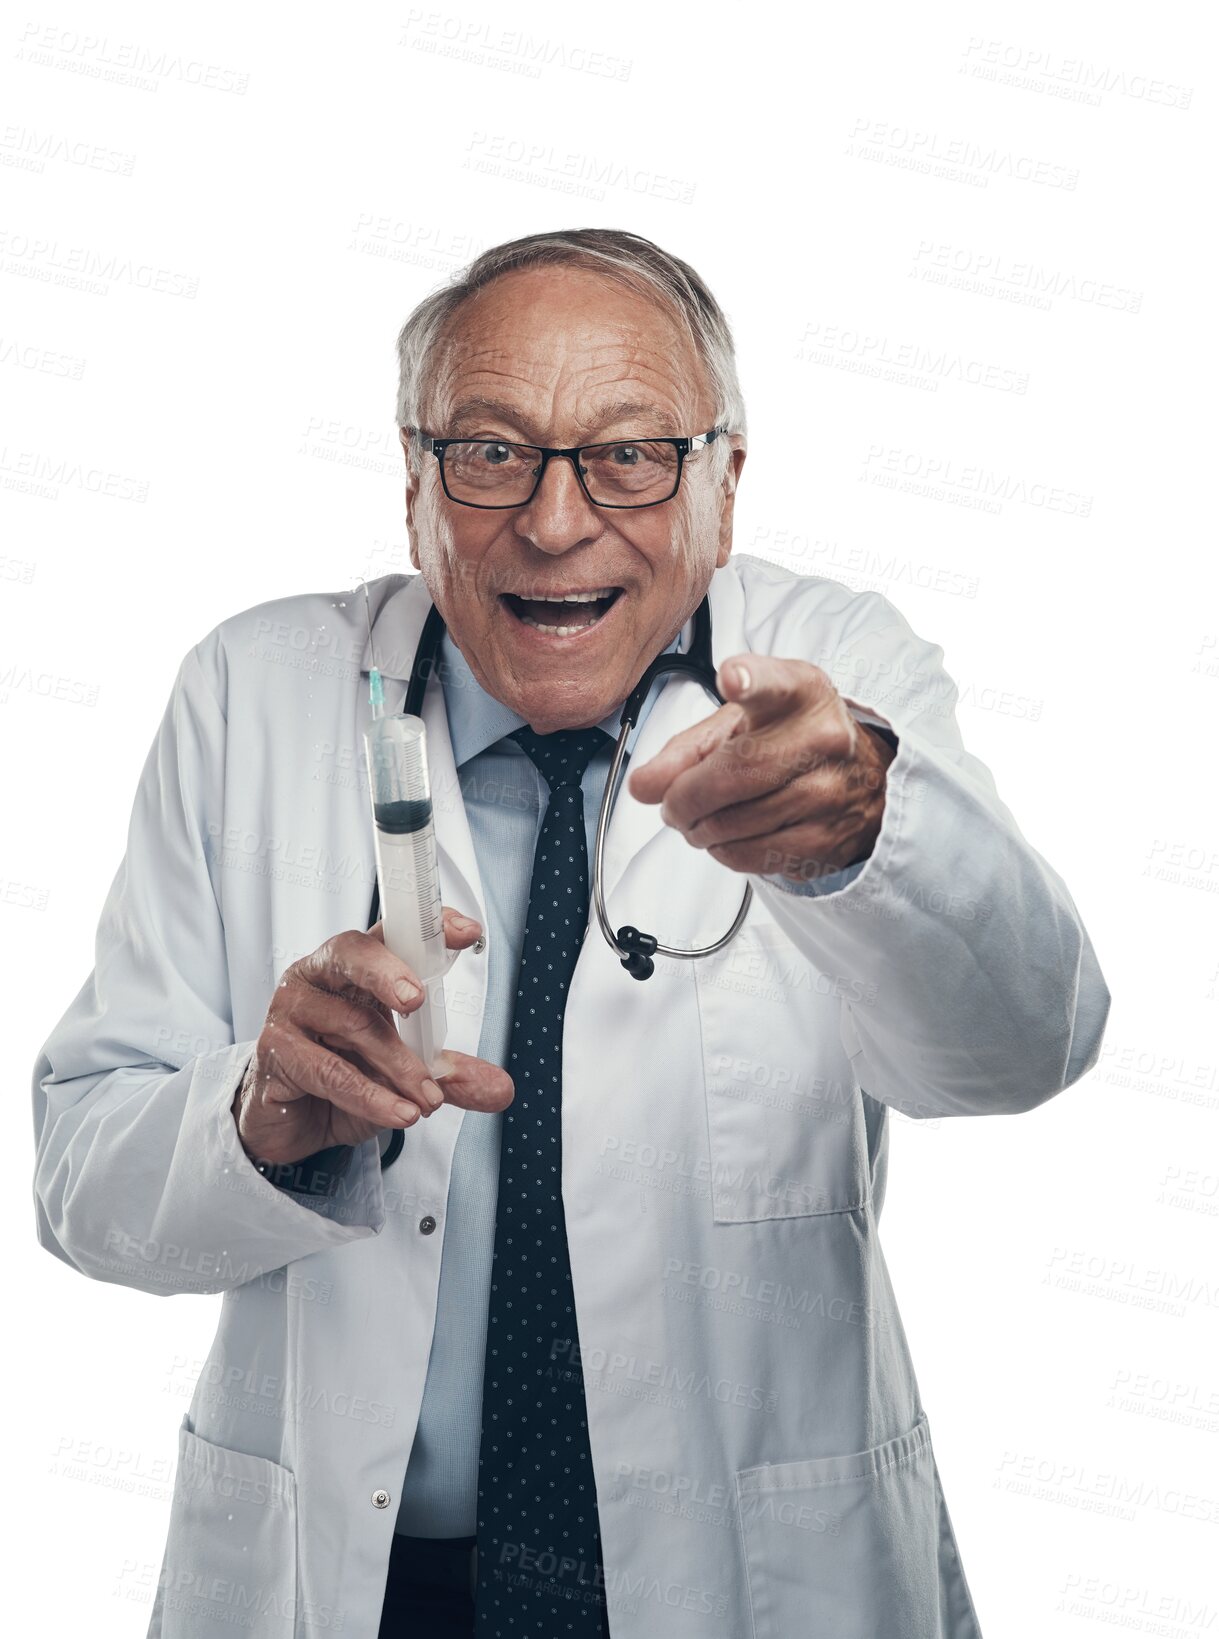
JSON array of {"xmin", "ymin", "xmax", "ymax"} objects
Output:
[
  {"xmin": 746, "ymin": 591, "xmax": 1111, "ymax": 1119},
  {"xmin": 764, "ymin": 859, "xmax": 866, "ymax": 897},
  {"xmin": 31, "ymin": 641, "xmax": 385, "ymax": 1297}
]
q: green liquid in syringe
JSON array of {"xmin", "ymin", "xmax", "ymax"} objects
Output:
[{"xmin": 373, "ymin": 798, "xmax": 433, "ymax": 834}]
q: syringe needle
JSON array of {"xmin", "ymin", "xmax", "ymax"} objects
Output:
[{"xmin": 357, "ymin": 576, "xmax": 385, "ymax": 719}]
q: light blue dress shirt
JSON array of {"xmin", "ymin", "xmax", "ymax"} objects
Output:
[{"xmin": 394, "ymin": 618, "xmax": 871, "ymax": 1536}]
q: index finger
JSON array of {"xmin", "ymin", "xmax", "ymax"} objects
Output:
[
  {"xmin": 627, "ymin": 700, "xmax": 746, "ymax": 805},
  {"xmin": 299, "ymin": 928, "xmax": 425, "ymax": 1016},
  {"xmin": 714, "ymin": 651, "xmax": 834, "ymax": 729},
  {"xmin": 628, "ymin": 650, "xmax": 812, "ymax": 806}
]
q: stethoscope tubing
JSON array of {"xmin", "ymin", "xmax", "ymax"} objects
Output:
[
  {"xmin": 367, "ymin": 591, "xmax": 751, "ymax": 1005},
  {"xmin": 590, "ymin": 602, "xmax": 753, "ymax": 976}
]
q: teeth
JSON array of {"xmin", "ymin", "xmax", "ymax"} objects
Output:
[
  {"xmin": 503, "ymin": 587, "xmax": 620, "ymax": 635},
  {"xmin": 510, "ymin": 587, "xmax": 618, "ymax": 603},
  {"xmin": 519, "ymin": 613, "xmax": 603, "ymax": 633}
]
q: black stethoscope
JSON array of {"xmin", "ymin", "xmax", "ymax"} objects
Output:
[
  {"xmin": 366, "ymin": 592, "xmax": 752, "ymax": 978},
  {"xmin": 369, "ymin": 593, "xmax": 752, "ymax": 1170}
]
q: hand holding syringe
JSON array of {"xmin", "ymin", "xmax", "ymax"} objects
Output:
[
  {"xmin": 231, "ymin": 912, "xmax": 513, "ymax": 1169},
  {"xmin": 229, "ymin": 592, "xmax": 514, "ymax": 1169}
]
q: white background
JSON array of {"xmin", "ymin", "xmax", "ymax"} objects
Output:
[{"xmin": 5, "ymin": 2, "xmax": 1217, "ymax": 1634}]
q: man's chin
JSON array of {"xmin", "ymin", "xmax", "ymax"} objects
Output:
[
  {"xmin": 500, "ymin": 681, "xmax": 626, "ymax": 735},
  {"xmin": 517, "ymin": 705, "xmax": 620, "ymax": 735}
]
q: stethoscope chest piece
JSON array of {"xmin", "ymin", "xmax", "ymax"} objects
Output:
[{"xmin": 614, "ymin": 925, "xmax": 659, "ymax": 981}]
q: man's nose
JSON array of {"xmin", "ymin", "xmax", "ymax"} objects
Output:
[{"xmin": 515, "ymin": 452, "xmax": 601, "ymax": 551}]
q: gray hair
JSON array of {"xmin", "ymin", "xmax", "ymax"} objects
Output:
[{"xmin": 394, "ymin": 228, "xmax": 746, "ymax": 473}]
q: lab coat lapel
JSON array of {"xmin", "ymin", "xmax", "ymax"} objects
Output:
[{"xmin": 358, "ymin": 574, "xmax": 487, "ymax": 934}]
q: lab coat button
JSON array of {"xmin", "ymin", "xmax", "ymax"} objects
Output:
[
  {"xmin": 419, "ymin": 1215, "xmax": 437, "ymax": 1235},
  {"xmin": 371, "ymin": 1489, "xmax": 391, "ymax": 1509},
  {"xmin": 473, "ymin": 933, "xmax": 487, "ymax": 954}
]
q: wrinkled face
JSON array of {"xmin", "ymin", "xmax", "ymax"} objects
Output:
[{"xmin": 403, "ymin": 265, "xmax": 746, "ymax": 734}]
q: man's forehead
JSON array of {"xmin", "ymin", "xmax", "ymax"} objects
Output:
[
  {"xmin": 435, "ymin": 315, "xmax": 684, "ymax": 370},
  {"xmin": 427, "ymin": 352, "xmax": 704, "ymax": 436},
  {"xmin": 437, "ymin": 391, "xmax": 684, "ymax": 438},
  {"xmin": 422, "ymin": 282, "xmax": 708, "ymax": 431},
  {"xmin": 446, "ymin": 263, "xmax": 680, "ymax": 329},
  {"xmin": 436, "ymin": 271, "xmax": 693, "ymax": 360}
]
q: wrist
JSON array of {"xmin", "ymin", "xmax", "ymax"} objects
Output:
[
  {"xmin": 252, "ymin": 1147, "xmax": 355, "ymax": 1198},
  {"xmin": 846, "ymin": 724, "xmax": 898, "ymax": 865},
  {"xmin": 231, "ymin": 1060, "xmax": 256, "ymax": 1157}
]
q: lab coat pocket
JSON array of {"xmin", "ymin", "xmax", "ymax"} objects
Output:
[
  {"xmin": 736, "ymin": 1414, "xmax": 943, "ymax": 1639},
  {"xmin": 155, "ymin": 1414, "xmax": 298, "ymax": 1639},
  {"xmin": 695, "ymin": 924, "xmax": 871, "ymax": 1222}
]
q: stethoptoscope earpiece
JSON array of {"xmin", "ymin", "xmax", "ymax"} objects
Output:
[{"xmin": 615, "ymin": 925, "xmax": 658, "ymax": 981}]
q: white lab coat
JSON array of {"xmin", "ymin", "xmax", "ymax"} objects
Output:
[{"xmin": 32, "ymin": 554, "xmax": 1110, "ymax": 1639}]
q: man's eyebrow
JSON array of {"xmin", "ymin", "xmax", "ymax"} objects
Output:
[
  {"xmin": 445, "ymin": 396, "xmax": 682, "ymax": 439},
  {"xmin": 574, "ymin": 399, "xmax": 683, "ymax": 436}
]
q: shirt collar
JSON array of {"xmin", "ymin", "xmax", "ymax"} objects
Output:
[{"xmin": 440, "ymin": 620, "xmax": 686, "ymax": 769}]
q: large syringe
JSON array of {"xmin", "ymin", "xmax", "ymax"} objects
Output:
[{"xmin": 363, "ymin": 676, "xmax": 449, "ymax": 1075}]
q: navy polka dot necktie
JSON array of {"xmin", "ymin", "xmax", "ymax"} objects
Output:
[{"xmin": 475, "ymin": 724, "xmax": 614, "ymax": 1638}]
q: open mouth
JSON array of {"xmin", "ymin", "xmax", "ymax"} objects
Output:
[{"xmin": 499, "ymin": 586, "xmax": 624, "ymax": 635}]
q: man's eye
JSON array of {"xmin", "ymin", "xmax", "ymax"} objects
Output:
[
  {"xmin": 481, "ymin": 443, "xmax": 513, "ymax": 465},
  {"xmin": 608, "ymin": 444, "xmax": 640, "ymax": 465}
]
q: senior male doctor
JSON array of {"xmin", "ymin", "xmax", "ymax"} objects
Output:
[{"xmin": 33, "ymin": 227, "xmax": 1110, "ymax": 1639}]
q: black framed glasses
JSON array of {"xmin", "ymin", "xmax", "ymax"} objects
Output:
[{"xmin": 411, "ymin": 427, "xmax": 725, "ymax": 510}]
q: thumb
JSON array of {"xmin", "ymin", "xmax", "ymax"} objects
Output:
[
  {"xmin": 715, "ymin": 651, "xmax": 790, "ymax": 725},
  {"xmin": 430, "ymin": 1050, "xmax": 514, "ymax": 1113},
  {"xmin": 717, "ymin": 654, "xmax": 755, "ymax": 703}
]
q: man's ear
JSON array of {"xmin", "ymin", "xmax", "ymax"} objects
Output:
[
  {"xmin": 401, "ymin": 427, "xmax": 421, "ymax": 572},
  {"xmin": 715, "ymin": 438, "xmax": 747, "ymax": 569}
]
